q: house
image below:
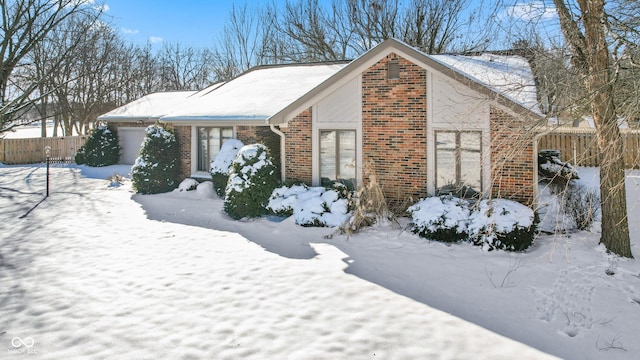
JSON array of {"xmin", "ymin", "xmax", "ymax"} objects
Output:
[
  {"xmin": 101, "ymin": 38, "xmax": 545, "ymax": 206},
  {"xmin": 98, "ymin": 90, "xmax": 199, "ymax": 164}
]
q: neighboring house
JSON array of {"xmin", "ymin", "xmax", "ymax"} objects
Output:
[{"xmin": 101, "ymin": 38, "xmax": 545, "ymax": 206}]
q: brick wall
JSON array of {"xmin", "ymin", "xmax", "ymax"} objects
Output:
[
  {"xmin": 173, "ymin": 125, "xmax": 191, "ymax": 180},
  {"xmin": 361, "ymin": 53, "xmax": 428, "ymax": 205},
  {"xmin": 489, "ymin": 107, "xmax": 535, "ymax": 205},
  {"xmin": 280, "ymin": 109, "xmax": 313, "ymax": 184}
]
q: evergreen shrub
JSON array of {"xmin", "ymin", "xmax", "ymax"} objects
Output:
[
  {"xmin": 131, "ymin": 123, "xmax": 180, "ymax": 194},
  {"xmin": 467, "ymin": 199, "xmax": 538, "ymax": 251},
  {"xmin": 75, "ymin": 125, "xmax": 120, "ymax": 166},
  {"xmin": 210, "ymin": 139, "xmax": 244, "ymax": 197},
  {"xmin": 408, "ymin": 195, "xmax": 470, "ymax": 242},
  {"xmin": 223, "ymin": 144, "xmax": 279, "ymax": 220}
]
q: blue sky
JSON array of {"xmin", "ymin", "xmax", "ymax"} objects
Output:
[
  {"xmin": 101, "ymin": 0, "xmax": 559, "ymax": 50},
  {"xmin": 103, "ymin": 0, "xmax": 244, "ymax": 48}
]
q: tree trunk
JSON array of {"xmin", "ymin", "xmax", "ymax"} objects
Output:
[{"xmin": 581, "ymin": 0, "xmax": 632, "ymax": 257}]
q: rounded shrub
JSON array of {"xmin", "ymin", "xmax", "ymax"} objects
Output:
[
  {"xmin": 131, "ymin": 123, "xmax": 180, "ymax": 194},
  {"xmin": 467, "ymin": 199, "xmax": 538, "ymax": 251},
  {"xmin": 408, "ymin": 195, "xmax": 470, "ymax": 242},
  {"xmin": 210, "ymin": 139, "xmax": 244, "ymax": 197},
  {"xmin": 223, "ymin": 144, "xmax": 279, "ymax": 220},
  {"xmin": 75, "ymin": 125, "xmax": 120, "ymax": 166}
]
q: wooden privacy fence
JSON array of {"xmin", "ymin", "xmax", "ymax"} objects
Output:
[
  {"xmin": 0, "ymin": 136, "xmax": 88, "ymax": 165},
  {"xmin": 538, "ymin": 128, "xmax": 640, "ymax": 169}
]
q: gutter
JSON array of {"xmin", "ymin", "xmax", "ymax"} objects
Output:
[{"xmin": 270, "ymin": 124, "xmax": 286, "ymax": 182}]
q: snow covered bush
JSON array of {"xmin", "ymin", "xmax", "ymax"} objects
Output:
[
  {"xmin": 74, "ymin": 125, "xmax": 120, "ymax": 166},
  {"xmin": 538, "ymin": 149, "xmax": 579, "ymax": 183},
  {"xmin": 267, "ymin": 184, "xmax": 351, "ymax": 227},
  {"xmin": 467, "ymin": 199, "xmax": 537, "ymax": 251},
  {"xmin": 223, "ymin": 144, "xmax": 279, "ymax": 220},
  {"xmin": 175, "ymin": 178, "xmax": 199, "ymax": 192},
  {"xmin": 563, "ymin": 183, "xmax": 600, "ymax": 231},
  {"xmin": 210, "ymin": 139, "xmax": 244, "ymax": 197},
  {"xmin": 408, "ymin": 195, "xmax": 470, "ymax": 242},
  {"xmin": 131, "ymin": 123, "xmax": 180, "ymax": 194},
  {"xmin": 267, "ymin": 184, "xmax": 310, "ymax": 217}
]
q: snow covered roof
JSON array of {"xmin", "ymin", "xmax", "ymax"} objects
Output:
[
  {"xmin": 160, "ymin": 62, "xmax": 349, "ymax": 123},
  {"xmin": 430, "ymin": 53, "xmax": 541, "ymax": 116},
  {"xmin": 269, "ymin": 38, "xmax": 544, "ymax": 124},
  {"xmin": 98, "ymin": 90, "xmax": 199, "ymax": 122}
]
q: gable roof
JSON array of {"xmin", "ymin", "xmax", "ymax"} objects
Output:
[
  {"xmin": 97, "ymin": 90, "xmax": 200, "ymax": 122},
  {"xmin": 268, "ymin": 38, "xmax": 544, "ymax": 125},
  {"xmin": 159, "ymin": 62, "xmax": 349, "ymax": 124}
]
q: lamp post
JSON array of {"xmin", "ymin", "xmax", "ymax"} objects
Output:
[{"xmin": 45, "ymin": 146, "xmax": 51, "ymax": 197}]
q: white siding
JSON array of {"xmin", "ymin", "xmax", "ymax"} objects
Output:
[
  {"xmin": 316, "ymin": 76, "xmax": 360, "ymax": 124},
  {"xmin": 118, "ymin": 127, "xmax": 146, "ymax": 165},
  {"xmin": 430, "ymin": 74, "xmax": 488, "ymax": 130}
]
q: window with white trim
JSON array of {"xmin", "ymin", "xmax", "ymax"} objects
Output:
[
  {"xmin": 197, "ymin": 127, "xmax": 233, "ymax": 171},
  {"xmin": 435, "ymin": 131, "xmax": 482, "ymax": 194},
  {"xmin": 320, "ymin": 130, "xmax": 356, "ymax": 188}
]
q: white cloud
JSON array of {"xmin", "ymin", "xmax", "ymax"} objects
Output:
[
  {"xmin": 504, "ymin": 1, "xmax": 557, "ymax": 21},
  {"xmin": 96, "ymin": 4, "xmax": 109, "ymax": 12},
  {"xmin": 149, "ymin": 36, "xmax": 164, "ymax": 44},
  {"xmin": 122, "ymin": 28, "xmax": 139, "ymax": 35}
]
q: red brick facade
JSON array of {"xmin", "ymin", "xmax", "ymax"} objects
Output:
[
  {"xmin": 361, "ymin": 53, "xmax": 428, "ymax": 205},
  {"xmin": 280, "ymin": 109, "xmax": 313, "ymax": 184},
  {"xmin": 489, "ymin": 107, "xmax": 535, "ymax": 205}
]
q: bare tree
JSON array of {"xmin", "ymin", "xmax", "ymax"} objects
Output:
[
  {"xmin": 211, "ymin": 3, "xmax": 270, "ymax": 80},
  {"xmin": 0, "ymin": 0, "xmax": 98, "ymax": 135},
  {"xmin": 553, "ymin": 0, "xmax": 633, "ymax": 257},
  {"xmin": 158, "ymin": 42, "xmax": 215, "ymax": 90}
]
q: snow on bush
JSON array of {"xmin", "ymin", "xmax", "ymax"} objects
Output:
[
  {"xmin": 538, "ymin": 149, "xmax": 579, "ymax": 183},
  {"xmin": 467, "ymin": 199, "xmax": 537, "ymax": 251},
  {"xmin": 408, "ymin": 195, "xmax": 470, "ymax": 242},
  {"xmin": 175, "ymin": 178, "xmax": 199, "ymax": 192},
  {"xmin": 267, "ymin": 184, "xmax": 351, "ymax": 227},
  {"xmin": 210, "ymin": 139, "xmax": 244, "ymax": 197},
  {"xmin": 223, "ymin": 144, "xmax": 279, "ymax": 220},
  {"xmin": 267, "ymin": 184, "xmax": 310, "ymax": 217},
  {"xmin": 409, "ymin": 196, "xmax": 537, "ymax": 251},
  {"xmin": 75, "ymin": 125, "xmax": 120, "ymax": 167},
  {"xmin": 131, "ymin": 123, "xmax": 180, "ymax": 194}
]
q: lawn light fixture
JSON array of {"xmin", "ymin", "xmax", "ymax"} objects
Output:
[{"xmin": 45, "ymin": 146, "xmax": 51, "ymax": 197}]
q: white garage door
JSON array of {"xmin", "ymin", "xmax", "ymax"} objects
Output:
[{"xmin": 118, "ymin": 127, "xmax": 146, "ymax": 165}]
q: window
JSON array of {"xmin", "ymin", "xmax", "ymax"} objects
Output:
[
  {"xmin": 387, "ymin": 59, "xmax": 400, "ymax": 80},
  {"xmin": 320, "ymin": 130, "xmax": 356, "ymax": 188},
  {"xmin": 197, "ymin": 127, "xmax": 233, "ymax": 171},
  {"xmin": 435, "ymin": 131, "xmax": 482, "ymax": 194}
]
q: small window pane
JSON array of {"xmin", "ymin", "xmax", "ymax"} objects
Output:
[
  {"xmin": 320, "ymin": 131, "xmax": 336, "ymax": 183},
  {"xmin": 338, "ymin": 130, "xmax": 356, "ymax": 183},
  {"xmin": 388, "ymin": 60, "xmax": 400, "ymax": 80},
  {"xmin": 460, "ymin": 149, "xmax": 481, "ymax": 190}
]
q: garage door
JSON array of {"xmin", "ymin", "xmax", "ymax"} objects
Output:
[{"xmin": 118, "ymin": 127, "xmax": 146, "ymax": 165}]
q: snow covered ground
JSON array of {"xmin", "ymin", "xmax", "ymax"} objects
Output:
[{"xmin": 1, "ymin": 163, "xmax": 640, "ymax": 359}]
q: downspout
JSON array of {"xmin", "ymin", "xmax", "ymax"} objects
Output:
[
  {"xmin": 532, "ymin": 125, "xmax": 556, "ymax": 210},
  {"xmin": 270, "ymin": 124, "xmax": 286, "ymax": 183}
]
